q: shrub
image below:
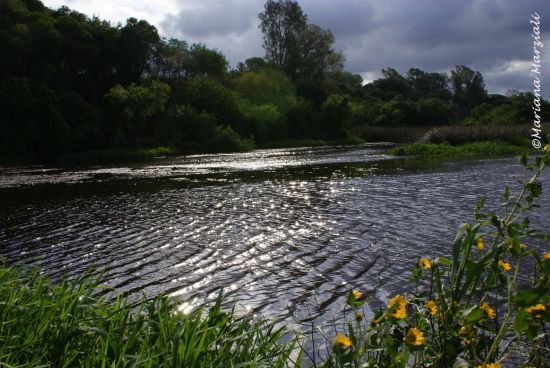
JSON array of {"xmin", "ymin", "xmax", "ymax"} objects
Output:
[{"xmin": 210, "ymin": 125, "xmax": 255, "ymax": 153}]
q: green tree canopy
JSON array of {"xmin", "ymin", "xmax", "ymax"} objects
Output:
[
  {"xmin": 233, "ymin": 68, "xmax": 295, "ymax": 114},
  {"xmin": 259, "ymin": 0, "xmax": 343, "ymax": 79},
  {"xmin": 451, "ymin": 65, "xmax": 487, "ymax": 119}
]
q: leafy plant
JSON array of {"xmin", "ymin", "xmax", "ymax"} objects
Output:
[
  {"xmin": 322, "ymin": 146, "xmax": 550, "ymax": 367},
  {"xmin": 0, "ymin": 263, "xmax": 299, "ymax": 367}
]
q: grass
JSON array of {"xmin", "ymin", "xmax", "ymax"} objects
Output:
[
  {"xmin": 0, "ymin": 262, "xmax": 299, "ymax": 367},
  {"xmin": 419, "ymin": 124, "xmax": 542, "ymax": 146},
  {"xmin": 388, "ymin": 141, "xmax": 528, "ymax": 157}
]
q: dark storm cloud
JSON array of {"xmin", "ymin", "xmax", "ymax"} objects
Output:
[{"xmin": 160, "ymin": 0, "xmax": 550, "ymax": 95}]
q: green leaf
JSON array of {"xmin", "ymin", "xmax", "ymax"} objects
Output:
[
  {"xmin": 519, "ymin": 151, "xmax": 528, "ymax": 167},
  {"xmin": 460, "ymin": 305, "xmax": 483, "ymax": 324},
  {"xmin": 513, "ymin": 287, "xmax": 546, "ymax": 306},
  {"xmin": 436, "ymin": 257, "xmax": 451, "ymax": 267},
  {"xmin": 514, "ymin": 309, "xmax": 528, "ymax": 333},
  {"xmin": 527, "ymin": 182, "xmax": 542, "ymax": 198}
]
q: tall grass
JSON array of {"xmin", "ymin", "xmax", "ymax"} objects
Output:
[
  {"xmin": 419, "ymin": 124, "xmax": 548, "ymax": 146},
  {"xmin": 388, "ymin": 141, "xmax": 525, "ymax": 157},
  {"xmin": 0, "ymin": 264, "xmax": 299, "ymax": 367}
]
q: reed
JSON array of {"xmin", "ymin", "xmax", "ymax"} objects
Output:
[{"xmin": 419, "ymin": 124, "xmax": 544, "ymax": 146}]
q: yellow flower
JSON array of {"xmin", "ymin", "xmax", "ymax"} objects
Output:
[
  {"xmin": 355, "ymin": 312, "xmax": 364, "ymax": 322},
  {"xmin": 508, "ymin": 242, "xmax": 526, "ymax": 253},
  {"xmin": 475, "ymin": 237, "xmax": 484, "ymax": 252},
  {"xmin": 419, "ymin": 258, "xmax": 431, "ymax": 270},
  {"xmin": 544, "ymin": 251, "xmax": 550, "ymax": 260},
  {"xmin": 352, "ymin": 290, "xmax": 362, "ymax": 300},
  {"xmin": 334, "ymin": 333, "xmax": 352, "ymax": 348},
  {"xmin": 425, "ymin": 300, "xmax": 438, "ymax": 316},
  {"xmin": 480, "ymin": 303, "xmax": 495, "ymax": 319},
  {"xmin": 544, "ymin": 144, "xmax": 550, "ymax": 153},
  {"xmin": 475, "ymin": 364, "xmax": 501, "ymax": 368},
  {"xmin": 387, "ymin": 294, "xmax": 407, "ymax": 319},
  {"xmin": 525, "ymin": 304, "xmax": 546, "ymax": 318},
  {"xmin": 405, "ymin": 327, "xmax": 424, "ymax": 346},
  {"xmin": 459, "ymin": 326, "xmax": 476, "ymax": 345},
  {"xmin": 498, "ymin": 259, "xmax": 511, "ymax": 272}
]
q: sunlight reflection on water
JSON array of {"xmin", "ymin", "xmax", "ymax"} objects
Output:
[{"xmin": 0, "ymin": 145, "xmax": 549, "ymax": 361}]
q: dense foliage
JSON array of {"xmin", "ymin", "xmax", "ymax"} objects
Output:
[{"xmin": 1, "ymin": 0, "xmax": 548, "ymax": 163}]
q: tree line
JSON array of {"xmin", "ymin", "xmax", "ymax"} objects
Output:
[{"xmin": 1, "ymin": 0, "xmax": 547, "ymax": 162}]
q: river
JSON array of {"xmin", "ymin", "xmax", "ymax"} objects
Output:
[{"xmin": 0, "ymin": 145, "xmax": 548, "ymax": 347}]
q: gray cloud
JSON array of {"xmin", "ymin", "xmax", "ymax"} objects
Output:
[
  {"xmin": 47, "ymin": 0, "xmax": 550, "ymax": 96},
  {"xmin": 161, "ymin": 0, "xmax": 261, "ymax": 38}
]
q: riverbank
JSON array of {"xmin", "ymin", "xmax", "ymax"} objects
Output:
[
  {"xmin": 258, "ymin": 137, "xmax": 364, "ymax": 149},
  {"xmin": 386, "ymin": 123, "xmax": 547, "ymax": 157},
  {"xmin": 388, "ymin": 141, "xmax": 527, "ymax": 157},
  {"xmin": 0, "ymin": 260, "xmax": 298, "ymax": 367}
]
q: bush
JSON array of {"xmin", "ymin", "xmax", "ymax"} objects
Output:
[{"xmin": 210, "ymin": 125, "xmax": 255, "ymax": 153}]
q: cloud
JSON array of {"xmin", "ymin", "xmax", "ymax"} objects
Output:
[
  {"xmin": 43, "ymin": 0, "xmax": 178, "ymax": 27},
  {"xmin": 42, "ymin": 0, "xmax": 550, "ymax": 96},
  {"xmin": 161, "ymin": 0, "xmax": 261, "ymax": 38}
]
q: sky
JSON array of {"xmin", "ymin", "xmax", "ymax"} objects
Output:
[{"xmin": 42, "ymin": 0, "xmax": 550, "ymax": 96}]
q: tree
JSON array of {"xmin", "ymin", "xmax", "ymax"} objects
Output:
[
  {"xmin": 406, "ymin": 68, "xmax": 451, "ymax": 100},
  {"xmin": 258, "ymin": 0, "xmax": 343, "ymax": 79},
  {"xmin": 320, "ymin": 94, "xmax": 352, "ymax": 138},
  {"xmin": 236, "ymin": 57, "xmax": 269, "ymax": 73},
  {"xmin": 0, "ymin": 77, "xmax": 69, "ymax": 159},
  {"xmin": 187, "ymin": 43, "xmax": 228, "ymax": 79},
  {"xmin": 258, "ymin": 0, "xmax": 306, "ymax": 72},
  {"xmin": 366, "ymin": 68, "xmax": 412, "ymax": 100},
  {"xmin": 450, "ymin": 65, "xmax": 487, "ymax": 119},
  {"xmin": 151, "ymin": 38, "xmax": 190, "ymax": 80},
  {"xmin": 295, "ymin": 24, "xmax": 344, "ymax": 78},
  {"xmin": 115, "ymin": 17, "xmax": 160, "ymax": 85},
  {"xmin": 103, "ymin": 80, "xmax": 170, "ymax": 147},
  {"xmin": 324, "ymin": 71, "xmax": 364, "ymax": 97},
  {"xmin": 233, "ymin": 68, "xmax": 295, "ymax": 114}
]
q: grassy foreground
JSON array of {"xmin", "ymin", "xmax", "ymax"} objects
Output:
[{"xmin": 0, "ymin": 263, "xmax": 298, "ymax": 367}]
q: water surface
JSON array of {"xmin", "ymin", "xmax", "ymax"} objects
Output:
[{"xmin": 1, "ymin": 145, "xmax": 548, "ymax": 333}]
